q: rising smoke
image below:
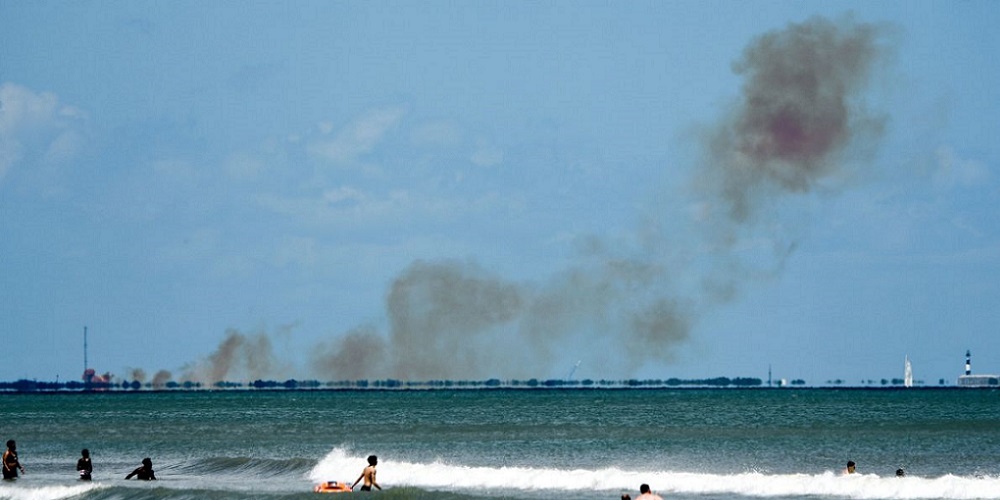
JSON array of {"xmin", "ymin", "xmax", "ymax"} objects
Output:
[
  {"xmin": 703, "ymin": 15, "xmax": 888, "ymax": 224},
  {"xmin": 177, "ymin": 14, "xmax": 890, "ymax": 384}
]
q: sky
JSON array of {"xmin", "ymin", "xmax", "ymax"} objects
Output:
[{"xmin": 1, "ymin": 1, "xmax": 998, "ymax": 386}]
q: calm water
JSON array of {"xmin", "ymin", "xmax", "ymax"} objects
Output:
[{"xmin": 0, "ymin": 388, "xmax": 998, "ymax": 499}]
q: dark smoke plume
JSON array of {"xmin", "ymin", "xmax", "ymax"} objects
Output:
[
  {"xmin": 151, "ymin": 370, "xmax": 172, "ymax": 388},
  {"xmin": 127, "ymin": 367, "xmax": 147, "ymax": 383},
  {"xmin": 704, "ymin": 15, "xmax": 887, "ymax": 223},
  {"xmin": 195, "ymin": 15, "xmax": 891, "ymax": 383},
  {"xmin": 181, "ymin": 328, "xmax": 284, "ymax": 383},
  {"xmin": 309, "ymin": 325, "xmax": 388, "ymax": 380}
]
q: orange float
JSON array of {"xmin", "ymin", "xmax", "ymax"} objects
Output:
[{"xmin": 314, "ymin": 480, "xmax": 352, "ymax": 493}]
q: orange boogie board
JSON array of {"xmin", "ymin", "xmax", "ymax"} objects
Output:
[{"xmin": 314, "ymin": 481, "xmax": 352, "ymax": 493}]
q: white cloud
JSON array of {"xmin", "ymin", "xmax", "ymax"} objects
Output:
[
  {"xmin": 933, "ymin": 146, "xmax": 990, "ymax": 190},
  {"xmin": 0, "ymin": 83, "xmax": 85, "ymax": 181},
  {"xmin": 274, "ymin": 236, "xmax": 318, "ymax": 268},
  {"xmin": 471, "ymin": 139, "xmax": 503, "ymax": 167},
  {"xmin": 256, "ymin": 186, "xmax": 521, "ymax": 228},
  {"xmin": 308, "ymin": 107, "xmax": 406, "ymax": 165},
  {"xmin": 411, "ymin": 120, "xmax": 462, "ymax": 147},
  {"xmin": 225, "ymin": 152, "xmax": 267, "ymax": 181}
]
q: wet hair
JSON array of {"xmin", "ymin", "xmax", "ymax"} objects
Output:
[
  {"xmin": 5, "ymin": 440, "xmax": 14, "ymax": 449},
  {"xmin": 142, "ymin": 457, "xmax": 152, "ymax": 467},
  {"xmin": 82, "ymin": 449, "xmax": 89, "ymax": 458},
  {"xmin": 847, "ymin": 461, "xmax": 855, "ymax": 468},
  {"xmin": 367, "ymin": 455, "xmax": 378, "ymax": 466},
  {"xmin": 640, "ymin": 484, "xmax": 651, "ymax": 494},
  {"xmin": 896, "ymin": 468, "xmax": 905, "ymax": 477}
]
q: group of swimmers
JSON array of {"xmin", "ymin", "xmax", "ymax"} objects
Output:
[
  {"xmin": 2, "ymin": 439, "xmax": 155, "ymax": 482},
  {"xmin": 5, "ymin": 439, "xmax": 379, "ymax": 493},
  {"xmin": 613, "ymin": 462, "xmax": 906, "ymax": 499}
]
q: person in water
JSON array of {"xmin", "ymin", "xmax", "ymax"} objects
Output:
[
  {"xmin": 2, "ymin": 440, "xmax": 24, "ymax": 480},
  {"xmin": 636, "ymin": 483, "xmax": 663, "ymax": 500},
  {"xmin": 895, "ymin": 468, "xmax": 905, "ymax": 477},
  {"xmin": 77, "ymin": 449, "xmax": 93, "ymax": 480},
  {"xmin": 844, "ymin": 461, "xmax": 856, "ymax": 474},
  {"xmin": 350, "ymin": 455, "xmax": 381, "ymax": 491},
  {"xmin": 125, "ymin": 457, "xmax": 156, "ymax": 480}
]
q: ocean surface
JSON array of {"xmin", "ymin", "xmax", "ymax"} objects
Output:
[{"xmin": 0, "ymin": 388, "xmax": 998, "ymax": 500}]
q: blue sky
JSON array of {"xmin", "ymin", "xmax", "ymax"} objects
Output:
[{"xmin": 1, "ymin": 1, "xmax": 998, "ymax": 385}]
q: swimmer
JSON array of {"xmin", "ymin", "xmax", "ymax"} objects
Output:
[
  {"xmin": 896, "ymin": 468, "xmax": 905, "ymax": 477},
  {"xmin": 77, "ymin": 449, "xmax": 93, "ymax": 480},
  {"xmin": 2, "ymin": 440, "xmax": 24, "ymax": 480},
  {"xmin": 125, "ymin": 457, "xmax": 156, "ymax": 480},
  {"xmin": 636, "ymin": 483, "xmax": 663, "ymax": 500},
  {"xmin": 844, "ymin": 461, "xmax": 856, "ymax": 475},
  {"xmin": 350, "ymin": 455, "xmax": 381, "ymax": 491}
]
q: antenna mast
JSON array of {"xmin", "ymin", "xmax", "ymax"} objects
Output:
[{"xmin": 84, "ymin": 326, "xmax": 88, "ymax": 372}]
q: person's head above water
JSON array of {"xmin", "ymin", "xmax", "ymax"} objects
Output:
[
  {"xmin": 896, "ymin": 468, "xmax": 905, "ymax": 477},
  {"xmin": 367, "ymin": 455, "xmax": 377, "ymax": 466},
  {"xmin": 81, "ymin": 449, "xmax": 89, "ymax": 458},
  {"xmin": 142, "ymin": 458, "xmax": 152, "ymax": 468},
  {"xmin": 846, "ymin": 461, "xmax": 856, "ymax": 473},
  {"xmin": 640, "ymin": 484, "xmax": 651, "ymax": 494},
  {"xmin": 5, "ymin": 440, "xmax": 14, "ymax": 450}
]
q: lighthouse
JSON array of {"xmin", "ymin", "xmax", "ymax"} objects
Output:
[{"xmin": 957, "ymin": 349, "xmax": 999, "ymax": 387}]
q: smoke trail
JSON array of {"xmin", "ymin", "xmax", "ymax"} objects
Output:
[
  {"xmin": 127, "ymin": 368, "xmax": 147, "ymax": 383},
  {"xmin": 302, "ymin": 15, "xmax": 891, "ymax": 382},
  {"xmin": 704, "ymin": 15, "xmax": 888, "ymax": 223},
  {"xmin": 387, "ymin": 260, "xmax": 525, "ymax": 380},
  {"xmin": 151, "ymin": 370, "xmax": 172, "ymax": 388},
  {"xmin": 309, "ymin": 325, "xmax": 388, "ymax": 380},
  {"xmin": 188, "ymin": 14, "xmax": 892, "ymax": 383},
  {"xmin": 181, "ymin": 329, "xmax": 284, "ymax": 383}
]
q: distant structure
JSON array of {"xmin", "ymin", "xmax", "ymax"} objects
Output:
[
  {"xmin": 903, "ymin": 355, "xmax": 913, "ymax": 388},
  {"xmin": 82, "ymin": 326, "xmax": 110, "ymax": 386},
  {"xmin": 567, "ymin": 361, "xmax": 581, "ymax": 381},
  {"xmin": 957, "ymin": 350, "xmax": 999, "ymax": 387},
  {"xmin": 83, "ymin": 326, "xmax": 92, "ymax": 384}
]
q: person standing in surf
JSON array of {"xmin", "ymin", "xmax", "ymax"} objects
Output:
[
  {"xmin": 2, "ymin": 440, "xmax": 24, "ymax": 480},
  {"xmin": 350, "ymin": 455, "xmax": 381, "ymax": 491},
  {"xmin": 77, "ymin": 449, "xmax": 93, "ymax": 480}
]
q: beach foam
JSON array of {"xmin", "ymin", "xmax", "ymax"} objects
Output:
[{"xmin": 310, "ymin": 447, "xmax": 1000, "ymax": 499}]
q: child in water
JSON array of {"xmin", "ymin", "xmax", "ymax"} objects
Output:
[
  {"xmin": 2, "ymin": 440, "xmax": 24, "ymax": 480},
  {"xmin": 350, "ymin": 455, "xmax": 381, "ymax": 491},
  {"xmin": 125, "ymin": 457, "xmax": 156, "ymax": 480},
  {"xmin": 77, "ymin": 449, "xmax": 93, "ymax": 480}
]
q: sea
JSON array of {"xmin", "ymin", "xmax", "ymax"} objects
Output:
[{"xmin": 0, "ymin": 388, "xmax": 998, "ymax": 500}]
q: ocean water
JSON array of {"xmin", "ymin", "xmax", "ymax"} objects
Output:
[{"xmin": 0, "ymin": 388, "xmax": 998, "ymax": 500}]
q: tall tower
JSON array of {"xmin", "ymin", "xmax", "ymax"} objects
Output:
[
  {"xmin": 904, "ymin": 355, "xmax": 913, "ymax": 388},
  {"xmin": 82, "ymin": 326, "xmax": 94, "ymax": 384},
  {"xmin": 965, "ymin": 350, "xmax": 972, "ymax": 376}
]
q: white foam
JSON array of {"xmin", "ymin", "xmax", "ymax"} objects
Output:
[
  {"xmin": 0, "ymin": 482, "xmax": 103, "ymax": 500},
  {"xmin": 310, "ymin": 448, "xmax": 1000, "ymax": 499}
]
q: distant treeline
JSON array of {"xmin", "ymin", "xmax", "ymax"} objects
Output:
[{"xmin": 0, "ymin": 376, "xmax": 765, "ymax": 393}]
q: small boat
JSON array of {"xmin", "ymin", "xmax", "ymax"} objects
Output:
[{"xmin": 314, "ymin": 480, "xmax": 352, "ymax": 493}]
